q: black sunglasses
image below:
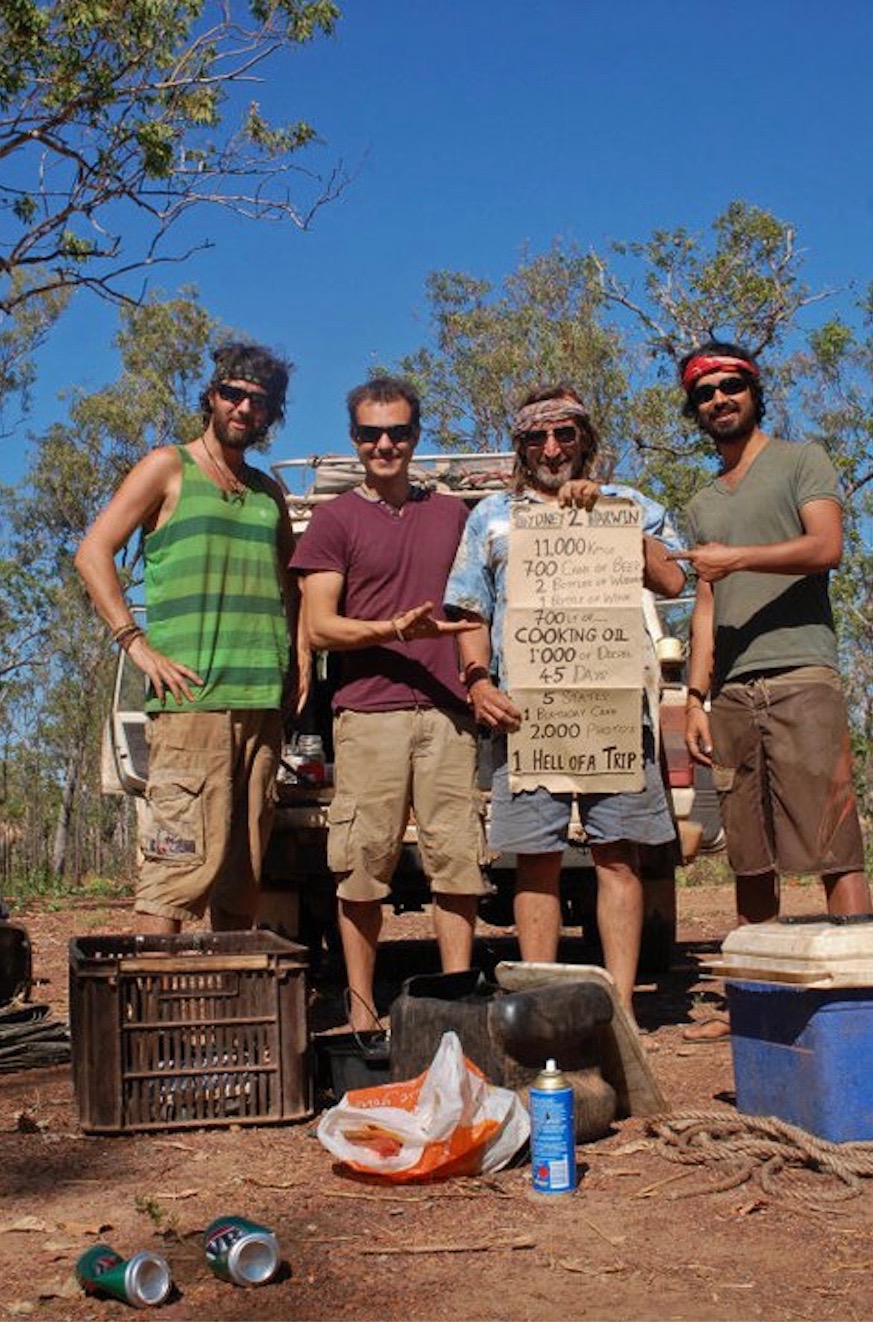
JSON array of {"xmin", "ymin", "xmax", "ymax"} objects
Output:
[
  {"xmin": 215, "ymin": 382, "xmax": 271, "ymax": 411},
  {"xmin": 354, "ymin": 423, "xmax": 417, "ymax": 445},
  {"xmin": 689, "ymin": 375, "xmax": 750, "ymax": 407},
  {"xmin": 518, "ymin": 424, "xmax": 580, "ymax": 450}
]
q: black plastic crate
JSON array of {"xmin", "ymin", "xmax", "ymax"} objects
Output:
[{"xmin": 69, "ymin": 931, "xmax": 311, "ymax": 1133}]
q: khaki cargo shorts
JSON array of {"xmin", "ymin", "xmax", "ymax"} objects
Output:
[
  {"xmin": 327, "ymin": 707, "xmax": 489, "ymax": 902},
  {"xmin": 710, "ymin": 667, "xmax": 865, "ymax": 878},
  {"xmin": 136, "ymin": 709, "xmax": 282, "ymax": 924}
]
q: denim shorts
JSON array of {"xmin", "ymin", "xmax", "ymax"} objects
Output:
[{"xmin": 489, "ymin": 726, "xmax": 675, "ymax": 855}]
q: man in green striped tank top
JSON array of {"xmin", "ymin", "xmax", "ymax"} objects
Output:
[{"xmin": 76, "ymin": 343, "xmax": 304, "ymax": 934}]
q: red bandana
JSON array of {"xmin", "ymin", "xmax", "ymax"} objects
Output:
[{"xmin": 681, "ymin": 354, "xmax": 759, "ymax": 391}]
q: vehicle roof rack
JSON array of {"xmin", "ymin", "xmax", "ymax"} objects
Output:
[{"xmin": 272, "ymin": 451, "xmax": 515, "ymax": 518}]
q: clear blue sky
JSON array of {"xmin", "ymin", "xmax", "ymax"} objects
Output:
[{"xmin": 5, "ymin": 0, "xmax": 873, "ymax": 488}]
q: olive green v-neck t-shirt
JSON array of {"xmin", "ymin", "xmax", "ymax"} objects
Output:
[{"xmin": 686, "ymin": 439, "xmax": 841, "ymax": 691}]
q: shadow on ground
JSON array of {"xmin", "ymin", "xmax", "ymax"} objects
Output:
[{"xmin": 309, "ymin": 933, "xmax": 725, "ymax": 1037}]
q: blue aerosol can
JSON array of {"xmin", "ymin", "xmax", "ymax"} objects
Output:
[{"xmin": 529, "ymin": 1058, "xmax": 577, "ymax": 1194}]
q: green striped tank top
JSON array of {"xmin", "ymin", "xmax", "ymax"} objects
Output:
[{"xmin": 144, "ymin": 447, "xmax": 288, "ymax": 711}]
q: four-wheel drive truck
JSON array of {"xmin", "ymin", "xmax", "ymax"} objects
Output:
[{"xmin": 104, "ymin": 451, "xmax": 723, "ymax": 974}]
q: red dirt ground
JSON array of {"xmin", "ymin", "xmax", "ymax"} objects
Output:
[{"xmin": 2, "ymin": 876, "xmax": 872, "ymax": 1322}]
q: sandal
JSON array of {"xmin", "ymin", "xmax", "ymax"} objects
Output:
[{"xmin": 343, "ymin": 988, "xmax": 391, "ymax": 1061}]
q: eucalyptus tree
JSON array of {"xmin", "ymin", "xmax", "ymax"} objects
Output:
[
  {"xmin": 395, "ymin": 243, "xmax": 632, "ymax": 475},
  {"xmin": 0, "ymin": 0, "xmax": 343, "ymax": 423},
  {"xmin": 0, "ymin": 0, "xmax": 344, "ymax": 317}
]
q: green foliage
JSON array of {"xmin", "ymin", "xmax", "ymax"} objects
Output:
[
  {"xmin": 676, "ymin": 854, "xmax": 734, "ymax": 889},
  {"xmin": 600, "ymin": 201, "xmax": 820, "ymax": 360},
  {"xmin": 0, "ymin": 0, "xmax": 345, "ymax": 325},
  {"xmin": 134, "ymin": 1194, "xmax": 179, "ymax": 1239},
  {"xmin": 245, "ymin": 103, "xmax": 317, "ymax": 153},
  {"xmin": 4, "ymin": 867, "xmax": 130, "ymax": 908},
  {"xmin": 395, "ymin": 242, "xmax": 631, "ymax": 473},
  {"xmin": 0, "ymin": 278, "xmax": 69, "ymax": 419}
]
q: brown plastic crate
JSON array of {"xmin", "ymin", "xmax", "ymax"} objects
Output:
[{"xmin": 69, "ymin": 931, "xmax": 311, "ymax": 1133}]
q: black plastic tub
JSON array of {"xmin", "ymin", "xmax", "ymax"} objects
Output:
[{"xmin": 314, "ymin": 1030, "xmax": 391, "ymax": 1100}]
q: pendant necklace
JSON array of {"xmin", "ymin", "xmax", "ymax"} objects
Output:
[{"xmin": 202, "ymin": 436, "xmax": 248, "ymax": 504}]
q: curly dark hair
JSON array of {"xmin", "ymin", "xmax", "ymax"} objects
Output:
[
  {"xmin": 679, "ymin": 339, "xmax": 766, "ymax": 424},
  {"xmin": 200, "ymin": 342, "xmax": 292, "ymax": 430}
]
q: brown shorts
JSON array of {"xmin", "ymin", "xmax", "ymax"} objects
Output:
[
  {"xmin": 136, "ymin": 709, "xmax": 282, "ymax": 924},
  {"xmin": 327, "ymin": 707, "xmax": 489, "ymax": 902},
  {"xmin": 710, "ymin": 667, "xmax": 865, "ymax": 878}
]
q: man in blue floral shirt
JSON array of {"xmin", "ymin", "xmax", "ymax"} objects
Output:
[{"xmin": 445, "ymin": 384, "xmax": 685, "ymax": 1029}]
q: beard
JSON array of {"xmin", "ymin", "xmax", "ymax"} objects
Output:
[
  {"xmin": 525, "ymin": 450, "xmax": 588, "ymax": 493},
  {"xmin": 211, "ymin": 411, "xmax": 265, "ymax": 450},
  {"xmin": 701, "ymin": 397, "xmax": 757, "ymax": 445}
]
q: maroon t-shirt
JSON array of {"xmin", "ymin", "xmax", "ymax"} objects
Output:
[{"xmin": 290, "ymin": 487, "xmax": 469, "ymax": 713}]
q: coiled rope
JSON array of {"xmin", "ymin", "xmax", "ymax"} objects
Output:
[{"xmin": 646, "ymin": 1109, "xmax": 873, "ymax": 1202}]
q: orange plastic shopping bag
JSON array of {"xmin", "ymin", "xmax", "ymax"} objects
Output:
[{"xmin": 316, "ymin": 1030, "xmax": 530, "ymax": 1182}]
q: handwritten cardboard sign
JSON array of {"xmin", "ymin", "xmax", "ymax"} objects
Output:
[{"xmin": 505, "ymin": 497, "xmax": 645, "ymax": 793}]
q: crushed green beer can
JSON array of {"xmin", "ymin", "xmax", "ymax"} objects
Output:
[
  {"xmin": 203, "ymin": 1215, "xmax": 280, "ymax": 1286},
  {"xmin": 76, "ymin": 1244, "xmax": 172, "ymax": 1307}
]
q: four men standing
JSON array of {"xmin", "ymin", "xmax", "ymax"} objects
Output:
[{"xmin": 77, "ymin": 341, "xmax": 869, "ymax": 1039}]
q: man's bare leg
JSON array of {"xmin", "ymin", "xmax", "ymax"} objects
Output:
[
  {"xmin": 432, "ymin": 893, "xmax": 478, "ymax": 973},
  {"xmin": 824, "ymin": 870, "xmax": 871, "ymax": 916},
  {"xmin": 514, "ymin": 853, "xmax": 562, "ymax": 962},
  {"xmin": 591, "ymin": 841, "xmax": 644, "ymax": 1026},
  {"xmin": 137, "ymin": 914, "xmax": 181, "ymax": 935},
  {"xmin": 338, "ymin": 897, "xmax": 383, "ymax": 1031},
  {"xmin": 736, "ymin": 870, "xmax": 779, "ymax": 925}
]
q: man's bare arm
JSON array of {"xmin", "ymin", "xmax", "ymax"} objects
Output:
[
  {"xmin": 669, "ymin": 498, "xmax": 842, "ymax": 584},
  {"xmin": 74, "ymin": 447, "xmax": 203, "ymax": 705},
  {"xmin": 684, "ymin": 579, "xmax": 715, "ymax": 767},
  {"xmin": 455, "ymin": 613, "xmax": 521, "ymax": 732},
  {"xmin": 644, "ymin": 534, "xmax": 686, "ymax": 597},
  {"xmin": 302, "ymin": 571, "xmax": 478, "ymax": 651},
  {"xmin": 266, "ymin": 478, "xmax": 310, "ymax": 715}
]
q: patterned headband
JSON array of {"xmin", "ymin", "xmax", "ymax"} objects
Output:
[{"xmin": 511, "ymin": 398, "xmax": 589, "ymax": 442}]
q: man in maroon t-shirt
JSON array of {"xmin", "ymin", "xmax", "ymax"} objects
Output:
[{"xmin": 290, "ymin": 378, "xmax": 487, "ymax": 1031}]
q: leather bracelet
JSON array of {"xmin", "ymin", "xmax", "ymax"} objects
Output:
[
  {"xmin": 686, "ymin": 686, "xmax": 708, "ymax": 706},
  {"xmin": 462, "ymin": 664, "xmax": 490, "ymax": 689}
]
